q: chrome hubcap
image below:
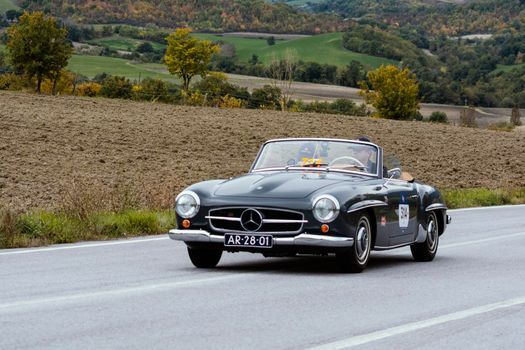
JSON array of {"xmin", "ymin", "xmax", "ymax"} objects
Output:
[
  {"xmin": 356, "ymin": 220, "xmax": 370, "ymax": 263},
  {"xmin": 426, "ymin": 216, "xmax": 438, "ymax": 252}
]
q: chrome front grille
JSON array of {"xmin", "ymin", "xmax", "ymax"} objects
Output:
[{"xmin": 206, "ymin": 207, "xmax": 307, "ymax": 234}]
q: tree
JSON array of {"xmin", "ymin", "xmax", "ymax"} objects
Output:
[
  {"xmin": 268, "ymin": 49, "xmax": 298, "ymax": 111},
  {"xmin": 359, "ymin": 65, "xmax": 420, "ymax": 120},
  {"xmin": 136, "ymin": 42, "xmax": 154, "ymax": 53},
  {"xmin": 164, "ymin": 27, "xmax": 220, "ymax": 92},
  {"xmin": 6, "ymin": 11, "xmax": 72, "ymax": 94},
  {"xmin": 511, "ymin": 106, "xmax": 522, "ymax": 126}
]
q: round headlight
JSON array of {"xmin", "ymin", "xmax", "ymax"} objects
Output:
[
  {"xmin": 312, "ymin": 195, "xmax": 340, "ymax": 223},
  {"xmin": 175, "ymin": 191, "xmax": 200, "ymax": 218}
]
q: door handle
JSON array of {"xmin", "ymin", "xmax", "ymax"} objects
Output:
[{"xmin": 410, "ymin": 194, "xmax": 419, "ymax": 199}]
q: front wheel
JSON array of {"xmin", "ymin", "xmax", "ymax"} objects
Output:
[
  {"xmin": 187, "ymin": 247, "xmax": 222, "ymax": 268},
  {"xmin": 411, "ymin": 211, "xmax": 439, "ymax": 262},
  {"xmin": 336, "ymin": 213, "xmax": 372, "ymax": 273}
]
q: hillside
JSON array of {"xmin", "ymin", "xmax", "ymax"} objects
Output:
[
  {"xmin": 194, "ymin": 32, "xmax": 395, "ymax": 67},
  {"xmin": 1, "ymin": 91, "xmax": 524, "ymax": 211},
  {"xmin": 312, "ymin": 0, "xmax": 525, "ymax": 36},
  {"xmin": 18, "ymin": 0, "xmax": 344, "ymax": 34}
]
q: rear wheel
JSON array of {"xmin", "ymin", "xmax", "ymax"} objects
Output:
[
  {"xmin": 187, "ymin": 247, "xmax": 222, "ymax": 268},
  {"xmin": 336, "ymin": 213, "xmax": 372, "ymax": 273},
  {"xmin": 411, "ymin": 211, "xmax": 439, "ymax": 262}
]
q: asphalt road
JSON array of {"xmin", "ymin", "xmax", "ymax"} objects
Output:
[{"xmin": 1, "ymin": 205, "xmax": 525, "ymax": 349}]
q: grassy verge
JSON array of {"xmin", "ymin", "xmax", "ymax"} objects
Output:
[
  {"xmin": 0, "ymin": 209, "xmax": 176, "ymax": 249},
  {"xmin": 442, "ymin": 188, "xmax": 525, "ymax": 209},
  {"xmin": 1, "ymin": 187, "xmax": 523, "ymax": 249}
]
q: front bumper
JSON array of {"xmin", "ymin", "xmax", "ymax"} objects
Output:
[{"xmin": 168, "ymin": 229, "xmax": 354, "ymax": 248}]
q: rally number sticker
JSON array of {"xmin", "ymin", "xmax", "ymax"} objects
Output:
[{"xmin": 399, "ymin": 204, "xmax": 409, "ymax": 228}]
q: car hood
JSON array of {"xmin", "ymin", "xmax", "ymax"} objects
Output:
[{"xmin": 212, "ymin": 171, "xmax": 361, "ymax": 199}]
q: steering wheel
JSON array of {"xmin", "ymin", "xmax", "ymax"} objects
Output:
[{"xmin": 329, "ymin": 156, "xmax": 366, "ymax": 169}]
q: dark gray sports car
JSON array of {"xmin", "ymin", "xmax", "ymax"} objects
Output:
[{"xmin": 169, "ymin": 138, "xmax": 451, "ymax": 273}]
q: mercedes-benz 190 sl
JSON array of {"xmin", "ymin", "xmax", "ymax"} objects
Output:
[{"xmin": 169, "ymin": 138, "xmax": 451, "ymax": 273}]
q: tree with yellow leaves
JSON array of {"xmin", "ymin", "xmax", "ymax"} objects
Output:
[
  {"xmin": 359, "ymin": 65, "xmax": 420, "ymax": 120},
  {"xmin": 164, "ymin": 28, "xmax": 220, "ymax": 92}
]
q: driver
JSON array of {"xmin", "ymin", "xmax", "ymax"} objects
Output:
[{"xmin": 353, "ymin": 137, "xmax": 377, "ymax": 174}]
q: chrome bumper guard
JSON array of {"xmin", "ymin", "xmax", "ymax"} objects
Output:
[{"xmin": 168, "ymin": 229, "xmax": 354, "ymax": 248}]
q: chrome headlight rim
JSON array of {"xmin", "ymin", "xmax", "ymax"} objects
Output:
[
  {"xmin": 175, "ymin": 190, "xmax": 200, "ymax": 219},
  {"xmin": 312, "ymin": 194, "xmax": 340, "ymax": 223}
]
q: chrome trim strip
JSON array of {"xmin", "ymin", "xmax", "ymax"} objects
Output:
[
  {"xmin": 426, "ymin": 203, "xmax": 448, "ymax": 212},
  {"xmin": 374, "ymin": 241, "xmax": 416, "ymax": 251},
  {"xmin": 262, "ymin": 219, "xmax": 309, "ymax": 224},
  {"xmin": 347, "ymin": 200, "xmax": 388, "ymax": 213},
  {"xmin": 168, "ymin": 230, "xmax": 354, "ymax": 248},
  {"xmin": 251, "ymin": 167, "xmax": 378, "ymax": 178},
  {"xmin": 205, "ymin": 216, "xmax": 241, "ymax": 222}
]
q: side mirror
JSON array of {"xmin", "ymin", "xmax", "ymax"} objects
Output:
[{"xmin": 387, "ymin": 168, "xmax": 401, "ymax": 179}]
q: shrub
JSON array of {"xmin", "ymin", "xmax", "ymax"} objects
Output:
[
  {"xmin": 428, "ymin": 111, "xmax": 448, "ymax": 123},
  {"xmin": 219, "ymin": 95, "xmax": 242, "ymax": 108},
  {"xmin": 41, "ymin": 70, "xmax": 77, "ymax": 95},
  {"xmin": 413, "ymin": 111, "xmax": 424, "ymax": 121},
  {"xmin": 185, "ymin": 91, "xmax": 206, "ymax": 106},
  {"xmin": 137, "ymin": 77, "xmax": 169, "ymax": 102},
  {"xmin": 100, "ymin": 76, "xmax": 133, "ymax": 99},
  {"xmin": 76, "ymin": 82, "xmax": 102, "ymax": 97},
  {"xmin": 488, "ymin": 121, "xmax": 515, "ymax": 132},
  {"xmin": 330, "ymin": 98, "xmax": 358, "ymax": 115},
  {"xmin": 248, "ymin": 85, "xmax": 281, "ymax": 109},
  {"xmin": 0, "ymin": 208, "xmax": 18, "ymax": 248},
  {"xmin": 193, "ymin": 72, "xmax": 236, "ymax": 99},
  {"xmin": 0, "ymin": 73, "xmax": 29, "ymax": 91}
]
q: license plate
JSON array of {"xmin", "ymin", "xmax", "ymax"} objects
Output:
[{"xmin": 224, "ymin": 233, "xmax": 273, "ymax": 248}]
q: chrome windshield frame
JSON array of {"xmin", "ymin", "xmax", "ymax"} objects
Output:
[{"xmin": 249, "ymin": 138, "xmax": 383, "ymax": 179}]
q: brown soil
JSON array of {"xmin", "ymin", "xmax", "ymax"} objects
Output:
[{"xmin": 1, "ymin": 91, "xmax": 524, "ymax": 211}]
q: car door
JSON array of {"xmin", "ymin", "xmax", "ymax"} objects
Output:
[{"xmin": 384, "ymin": 179, "xmax": 419, "ymax": 246}]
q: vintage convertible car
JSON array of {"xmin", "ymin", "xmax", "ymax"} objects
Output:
[{"xmin": 169, "ymin": 138, "xmax": 451, "ymax": 273}]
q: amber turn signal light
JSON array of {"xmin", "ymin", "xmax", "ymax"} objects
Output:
[
  {"xmin": 182, "ymin": 219, "xmax": 191, "ymax": 228},
  {"xmin": 321, "ymin": 224, "xmax": 329, "ymax": 233}
]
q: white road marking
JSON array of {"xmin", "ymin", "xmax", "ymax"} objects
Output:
[
  {"xmin": 440, "ymin": 231, "xmax": 525, "ymax": 249},
  {"xmin": 0, "ymin": 274, "xmax": 243, "ymax": 313},
  {"xmin": 449, "ymin": 204, "xmax": 525, "ymax": 212},
  {"xmin": 0, "ymin": 236, "xmax": 169, "ymax": 256},
  {"xmin": 309, "ymin": 295, "xmax": 525, "ymax": 350}
]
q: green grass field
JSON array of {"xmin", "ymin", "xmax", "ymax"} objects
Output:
[
  {"xmin": 0, "ymin": 0, "xmax": 19, "ymax": 13},
  {"xmin": 494, "ymin": 63, "xmax": 525, "ymax": 73},
  {"xmin": 88, "ymin": 35, "xmax": 166, "ymax": 52},
  {"xmin": 67, "ymin": 55, "xmax": 177, "ymax": 82},
  {"xmin": 194, "ymin": 32, "xmax": 396, "ymax": 68}
]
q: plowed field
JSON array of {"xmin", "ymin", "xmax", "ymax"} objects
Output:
[{"xmin": 1, "ymin": 91, "xmax": 524, "ymax": 210}]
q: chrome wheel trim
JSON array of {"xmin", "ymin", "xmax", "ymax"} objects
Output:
[
  {"xmin": 355, "ymin": 217, "xmax": 371, "ymax": 264},
  {"xmin": 426, "ymin": 213, "xmax": 438, "ymax": 253}
]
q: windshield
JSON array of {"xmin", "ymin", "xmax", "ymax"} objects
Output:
[{"xmin": 252, "ymin": 140, "xmax": 379, "ymax": 175}]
